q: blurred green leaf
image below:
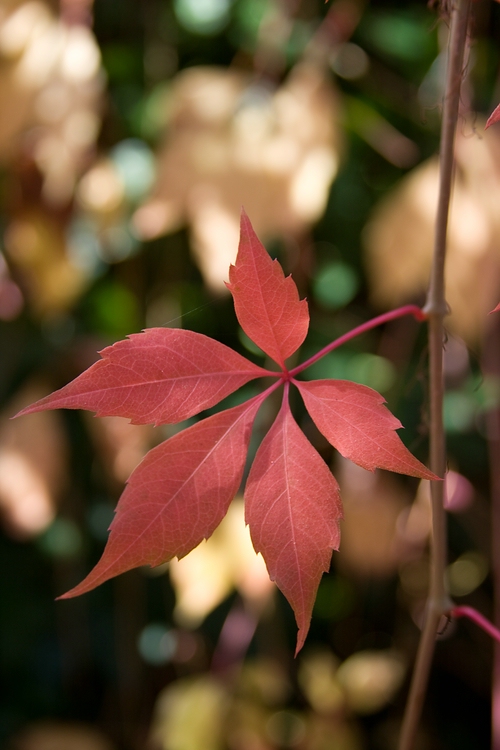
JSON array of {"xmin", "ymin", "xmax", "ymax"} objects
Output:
[
  {"xmin": 359, "ymin": 9, "xmax": 435, "ymax": 63},
  {"xmin": 85, "ymin": 280, "xmax": 141, "ymax": 338},
  {"xmin": 174, "ymin": 0, "xmax": 233, "ymax": 36},
  {"xmin": 313, "ymin": 262, "xmax": 359, "ymax": 310}
]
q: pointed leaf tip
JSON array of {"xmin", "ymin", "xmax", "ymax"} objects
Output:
[
  {"xmin": 486, "ymin": 104, "xmax": 500, "ymax": 130},
  {"xmin": 295, "ymin": 379, "xmax": 438, "ymax": 480},
  {"xmin": 245, "ymin": 397, "xmax": 342, "ymax": 654},
  {"xmin": 57, "ymin": 395, "xmax": 265, "ymax": 598},
  {"xmin": 228, "ymin": 210, "xmax": 309, "ymax": 368}
]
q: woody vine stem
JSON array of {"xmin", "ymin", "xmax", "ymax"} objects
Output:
[{"xmin": 398, "ymin": 1, "xmax": 471, "ymax": 748}]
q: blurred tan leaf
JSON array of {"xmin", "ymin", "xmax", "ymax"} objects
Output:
[
  {"xmin": 0, "ymin": 1, "xmax": 103, "ymax": 204},
  {"xmin": 77, "ymin": 158, "xmax": 126, "ymax": 218},
  {"xmin": 85, "ymin": 414, "xmax": 156, "ymax": 487},
  {"xmin": 134, "ymin": 63, "xmax": 341, "ymax": 291},
  {"xmin": 0, "ymin": 382, "xmax": 68, "ymax": 538},
  {"xmin": 336, "ymin": 650, "xmax": 406, "ymax": 715},
  {"xmin": 335, "ymin": 458, "xmax": 417, "ymax": 577},
  {"xmin": 4, "ymin": 209, "xmax": 89, "ymax": 314},
  {"xmin": 364, "ymin": 121, "xmax": 500, "ymax": 344},
  {"xmin": 8, "ymin": 721, "xmax": 114, "ymax": 750},
  {"xmin": 298, "ymin": 649, "xmax": 344, "ymax": 715}
]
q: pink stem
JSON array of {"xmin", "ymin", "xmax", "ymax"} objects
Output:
[
  {"xmin": 288, "ymin": 305, "xmax": 426, "ymax": 378},
  {"xmin": 451, "ymin": 605, "xmax": 500, "ymax": 645},
  {"xmin": 283, "ymin": 379, "xmax": 290, "ymax": 403}
]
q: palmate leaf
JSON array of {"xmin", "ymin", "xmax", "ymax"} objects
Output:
[{"xmin": 16, "ymin": 209, "xmax": 437, "ymax": 652}]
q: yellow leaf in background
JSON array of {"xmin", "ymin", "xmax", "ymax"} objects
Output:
[
  {"xmin": 169, "ymin": 498, "xmax": 273, "ymax": 626},
  {"xmin": 336, "ymin": 650, "xmax": 406, "ymax": 715},
  {"xmin": 151, "ymin": 676, "xmax": 228, "ymax": 750},
  {"xmin": 298, "ymin": 650, "xmax": 344, "ymax": 715},
  {"xmin": 4, "ymin": 210, "xmax": 88, "ymax": 315}
]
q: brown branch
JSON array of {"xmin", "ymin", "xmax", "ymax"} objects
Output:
[
  {"xmin": 481, "ymin": 312, "xmax": 500, "ymax": 750},
  {"xmin": 397, "ymin": 1, "xmax": 472, "ymax": 748}
]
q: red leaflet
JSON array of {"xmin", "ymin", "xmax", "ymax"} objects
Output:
[
  {"xmin": 486, "ymin": 103, "xmax": 500, "ymax": 130},
  {"xmin": 17, "ymin": 328, "xmax": 270, "ymax": 425},
  {"xmin": 245, "ymin": 394, "xmax": 342, "ymax": 653},
  {"xmin": 226, "ymin": 209, "xmax": 309, "ymax": 368},
  {"xmin": 294, "ymin": 379, "xmax": 437, "ymax": 479},
  {"xmin": 60, "ymin": 395, "xmax": 265, "ymax": 598},
  {"xmin": 490, "ymin": 302, "xmax": 500, "ymax": 314},
  {"xmin": 16, "ymin": 210, "xmax": 436, "ymax": 653}
]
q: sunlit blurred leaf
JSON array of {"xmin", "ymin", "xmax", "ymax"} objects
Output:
[
  {"xmin": 364, "ymin": 120, "xmax": 500, "ymax": 344},
  {"xmin": 0, "ymin": 2, "xmax": 103, "ymax": 203},
  {"xmin": 336, "ymin": 650, "xmax": 406, "ymax": 714},
  {"xmin": 298, "ymin": 649, "xmax": 344, "ymax": 714},
  {"xmin": 446, "ymin": 552, "xmax": 488, "ymax": 597},
  {"xmin": 0, "ymin": 383, "xmax": 68, "ymax": 539},
  {"xmin": 151, "ymin": 676, "xmax": 228, "ymax": 750},
  {"xmin": 134, "ymin": 62, "xmax": 341, "ymax": 291},
  {"xmin": 169, "ymin": 498, "xmax": 273, "ymax": 626}
]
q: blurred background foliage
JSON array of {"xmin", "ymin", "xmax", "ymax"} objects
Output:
[{"xmin": 1, "ymin": 0, "xmax": 500, "ymax": 748}]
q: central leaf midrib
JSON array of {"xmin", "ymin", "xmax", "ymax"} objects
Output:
[{"xmin": 247, "ymin": 225, "xmax": 285, "ymax": 366}]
